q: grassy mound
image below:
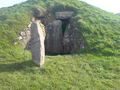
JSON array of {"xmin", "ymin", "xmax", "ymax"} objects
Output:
[
  {"xmin": 0, "ymin": 0, "xmax": 120, "ymax": 89},
  {"xmin": 0, "ymin": 0, "xmax": 120, "ymax": 56}
]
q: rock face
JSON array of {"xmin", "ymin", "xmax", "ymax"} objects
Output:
[
  {"xmin": 37, "ymin": 14, "xmax": 45, "ymax": 18},
  {"xmin": 63, "ymin": 23, "xmax": 85, "ymax": 53},
  {"xmin": 44, "ymin": 11, "xmax": 84, "ymax": 54},
  {"xmin": 63, "ymin": 23, "xmax": 71, "ymax": 53},
  {"xmin": 30, "ymin": 21, "xmax": 45, "ymax": 66},
  {"xmin": 16, "ymin": 11, "xmax": 85, "ymax": 56},
  {"xmin": 55, "ymin": 11, "xmax": 74, "ymax": 19},
  {"xmin": 16, "ymin": 19, "xmax": 35, "ymax": 48},
  {"xmin": 70, "ymin": 27, "xmax": 83, "ymax": 52},
  {"xmin": 45, "ymin": 20, "xmax": 63, "ymax": 54}
]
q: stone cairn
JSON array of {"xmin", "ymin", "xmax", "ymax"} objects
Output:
[{"xmin": 15, "ymin": 18, "xmax": 35, "ymax": 49}]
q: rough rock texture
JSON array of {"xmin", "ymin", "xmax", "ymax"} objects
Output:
[
  {"xmin": 63, "ymin": 23, "xmax": 71, "ymax": 53},
  {"xmin": 37, "ymin": 14, "xmax": 45, "ymax": 18},
  {"xmin": 55, "ymin": 11, "xmax": 74, "ymax": 19},
  {"xmin": 30, "ymin": 21, "xmax": 45, "ymax": 66},
  {"xmin": 70, "ymin": 27, "xmax": 84, "ymax": 52},
  {"xmin": 63, "ymin": 23, "xmax": 85, "ymax": 53},
  {"xmin": 16, "ymin": 11, "xmax": 85, "ymax": 55},
  {"xmin": 15, "ymin": 18, "xmax": 35, "ymax": 48},
  {"xmin": 45, "ymin": 20, "xmax": 63, "ymax": 54}
]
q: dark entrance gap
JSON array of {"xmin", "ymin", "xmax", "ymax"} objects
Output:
[
  {"xmin": 45, "ymin": 18, "xmax": 71, "ymax": 55},
  {"xmin": 60, "ymin": 19, "xmax": 70, "ymax": 36}
]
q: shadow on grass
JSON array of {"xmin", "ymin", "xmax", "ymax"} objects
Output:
[{"xmin": 0, "ymin": 60, "xmax": 37, "ymax": 73}]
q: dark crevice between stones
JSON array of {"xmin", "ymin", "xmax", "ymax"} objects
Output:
[{"xmin": 60, "ymin": 19, "xmax": 70, "ymax": 36}]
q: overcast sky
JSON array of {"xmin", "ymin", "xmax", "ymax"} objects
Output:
[
  {"xmin": 0, "ymin": 0, "xmax": 120, "ymax": 14},
  {"xmin": 0, "ymin": 0, "xmax": 27, "ymax": 8},
  {"xmin": 80, "ymin": 0, "xmax": 120, "ymax": 14}
]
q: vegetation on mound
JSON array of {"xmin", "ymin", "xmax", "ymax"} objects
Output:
[
  {"xmin": 0, "ymin": 54, "xmax": 120, "ymax": 90},
  {"xmin": 0, "ymin": 0, "xmax": 120, "ymax": 56},
  {"xmin": 0, "ymin": 0, "xmax": 120, "ymax": 89}
]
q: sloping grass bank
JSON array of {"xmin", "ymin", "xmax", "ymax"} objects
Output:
[{"xmin": 0, "ymin": 54, "xmax": 120, "ymax": 90}]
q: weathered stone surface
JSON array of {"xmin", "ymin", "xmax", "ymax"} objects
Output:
[
  {"xmin": 63, "ymin": 23, "xmax": 85, "ymax": 53},
  {"xmin": 30, "ymin": 21, "xmax": 45, "ymax": 66},
  {"xmin": 45, "ymin": 20, "xmax": 63, "ymax": 53},
  {"xmin": 21, "ymin": 28, "xmax": 31, "ymax": 48},
  {"xmin": 55, "ymin": 11, "xmax": 74, "ymax": 19},
  {"xmin": 16, "ymin": 12, "xmax": 85, "ymax": 55},
  {"xmin": 70, "ymin": 27, "xmax": 85, "ymax": 52},
  {"xmin": 31, "ymin": 18, "xmax": 35, "ymax": 22},
  {"xmin": 37, "ymin": 14, "xmax": 45, "ymax": 18},
  {"xmin": 63, "ymin": 23, "xmax": 71, "ymax": 53},
  {"xmin": 20, "ymin": 31, "xmax": 26, "ymax": 37},
  {"xmin": 16, "ymin": 19, "xmax": 33, "ymax": 48}
]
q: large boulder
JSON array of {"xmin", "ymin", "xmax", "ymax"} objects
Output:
[
  {"xmin": 55, "ymin": 11, "xmax": 74, "ymax": 19},
  {"xmin": 30, "ymin": 21, "xmax": 45, "ymax": 66},
  {"xmin": 45, "ymin": 20, "xmax": 63, "ymax": 54}
]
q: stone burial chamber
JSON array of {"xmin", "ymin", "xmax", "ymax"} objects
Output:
[
  {"xmin": 15, "ymin": 11, "xmax": 85, "ymax": 66},
  {"xmin": 44, "ymin": 11, "xmax": 84, "ymax": 55},
  {"xmin": 16, "ymin": 10, "xmax": 85, "ymax": 60}
]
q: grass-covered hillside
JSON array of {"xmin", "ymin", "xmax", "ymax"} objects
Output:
[
  {"xmin": 0, "ymin": 0, "xmax": 120, "ymax": 56},
  {"xmin": 0, "ymin": 0, "xmax": 120, "ymax": 89}
]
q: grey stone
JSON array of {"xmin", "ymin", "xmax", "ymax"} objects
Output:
[
  {"xmin": 55, "ymin": 11, "xmax": 74, "ymax": 19},
  {"xmin": 63, "ymin": 23, "xmax": 71, "ymax": 53},
  {"xmin": 30, "ymin": 21, "xmax": 45, "ymax": 67},
  {"xmin": 22, "ymin": 37, "xmax": 26, "ymax": 39},
  {"xmin": 27, "ymin": 31, "xmax": 30, "ymax": 35},
  {"xmin": 37, "ymin": 14, "xmax": 45, "ymax": 18},
  {"xmin": 70, "ymin": 27, "xmax": 84, "ymax": 52},
  {"xmin": 63, "ymin": 23, "xmax": 85, "ymax": 53},
  {"xmin": 20, "ymin": 31, "xmax": 26, "ymax": 37},
  {"xmin": 45, "ymin": 20, "xmax": 63, "ymax": 53},
  {"xmin": 31, "ymin": 18, "xmax": 35, "ymax": 22}
]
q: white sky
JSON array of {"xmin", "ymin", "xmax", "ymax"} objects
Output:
[
  {"xmin": 0, "ymin": 0, "xmax": 27, "ymax": 8},
  {"xmin": 80, "ymin": 0, "xmax": 120, "ymax": 14},
  {"xmin": 0, "ymin": 0, "xmax": 120, "ymax": 14}
]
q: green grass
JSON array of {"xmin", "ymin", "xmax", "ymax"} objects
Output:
[
  {"xmin": 0, "ymin": 0, "xmax": 120, "ymax": 55},
  {"xmin": 0, "ymin": 0, "xmax": 120, "ymax": 89},
  {"xmin": 0, "ymin": 53, "xmax": 120, "ymax": 90}
]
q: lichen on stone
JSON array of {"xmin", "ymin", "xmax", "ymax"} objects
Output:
[
  {"xmin": 36, "ymin": 20, "xmax": 46, "ymax": 37},
  {"xmin": 40, "ymin": 23, "xmax": 46, "ymax": 37}
]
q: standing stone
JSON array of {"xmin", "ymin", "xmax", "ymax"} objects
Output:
[
  {"xmin": 45, "ymin": 20, "xmax": 63, "ymax": 54},
  {"xmin": 30, "ymin": 21, "xmax": 45, "ymax": 66},
  {"xmin": 63, "ymin": 23, "xmax": 71, "ymax": 53}
]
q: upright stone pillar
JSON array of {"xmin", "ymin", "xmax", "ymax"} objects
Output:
[
  {"xmin": 63, "ymin": 23, "xmax": 71, "ymax": 53},
  {"xmin": 45, "ymin": 20, "xmax": 63, "ymax": 54},
  {"xmin": 30, "ymin": 21, "xmax": 45, "ymax": 66}
]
